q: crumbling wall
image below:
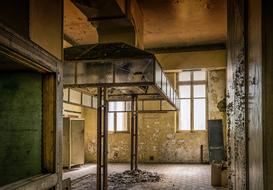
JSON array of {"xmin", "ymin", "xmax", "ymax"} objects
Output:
[
  {"xmin": 226, "ymin": 0, "xmax": 247, "ymax": 189},
  {"xmin": 82, "ymin": 69, "xmax": 226, "ymax": 164},
  {"xmin": 138, "ymin": 112, "xmax": 209, "ymax": 163},
  {"xmin": 208, "ymin": 69, "xmax": 227, "ymax": 147},
  {"xmin": 83, "ymin": 108, "xmax": 97, "ymax": 162}
]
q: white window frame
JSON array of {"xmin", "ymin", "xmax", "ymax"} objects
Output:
[
  {"xmin": 177, "ymin": 70, "xmax": 208, "ymax": 132},
  {"xmin": 108, "ymin": 102, "xmax": 130, "ymax": 133}
]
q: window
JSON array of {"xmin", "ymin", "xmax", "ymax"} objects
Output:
[
  {"xmin": 108, "ymin": 101, "xmax": 129, "ymax": 132},
  {"xmin": 177, "ymin": 70, "xmax": 207, "ymax": 131}
]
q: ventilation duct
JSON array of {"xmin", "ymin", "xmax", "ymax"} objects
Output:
[{"xmin": 72, "ymin": 0, "xmax": 143, "ymax": 49}]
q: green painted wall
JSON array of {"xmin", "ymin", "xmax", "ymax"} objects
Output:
[{"xmin": 0, "ymin": 72, "xmax": 42, "ymax": 186}]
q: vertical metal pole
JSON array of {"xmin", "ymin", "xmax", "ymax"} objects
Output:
[
  {"xmin": 200, "ymin": 145, "xmax": 203, "ymax": 163},
  {"xmin": 96, "ymin": 87, "xmax": 102, "ymax": 190},
  {"xmin": 130, "ymin": 95, "xmax": 135, "ymax": 170},
  {"xmin": 135, "ymin": 95, "xmax": 138, "ymax": 170},
  {"xmin": 103, "ymin": 87, "xmax": 108, "ymax": 189}
]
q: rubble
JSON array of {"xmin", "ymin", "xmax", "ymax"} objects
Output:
[{"xmin": 108, "ymin": 169, "xmax": 162, "ymax": 185}]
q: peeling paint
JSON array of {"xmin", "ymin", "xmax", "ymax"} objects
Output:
[{"xmin": 82, "ymin": 70, "xmax": 226, "ymax": 164}]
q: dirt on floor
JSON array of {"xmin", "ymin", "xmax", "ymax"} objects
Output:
[
  {"xmin": 66, "ymin": 164, "xmax": 228, "ymax": 190},
  {"xmin": 72, "ymin": 170, "xmax": 163, "ymax": 190}
]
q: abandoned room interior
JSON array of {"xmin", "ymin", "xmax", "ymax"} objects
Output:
[{"xmin": 0, "ymin": 0, "xmax": 272, "ymax": 189}]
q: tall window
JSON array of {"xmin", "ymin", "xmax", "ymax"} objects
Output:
[
  {"xmin": 177, "ymin": 70, "xmax": 207, "ymax": 131},
  {"xmin": 108, "ymin": 101, "xmax": 128, "ymax": 132}
]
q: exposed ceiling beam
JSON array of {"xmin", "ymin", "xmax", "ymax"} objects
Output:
[{"xmin": 145, "ymin": 43, "xmax": 226, "ymax": 54}]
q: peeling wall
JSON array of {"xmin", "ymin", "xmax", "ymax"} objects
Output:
[
  {"xmin": 226, "ymin": 0, "xmax": 247, "ymax": 189},
  {"xmin": 81, "ymin": 69, "xmax": 226, "ymax": 164},
  {"xmin": 138, "ymin": 112, "xmax": 209, "ymax": 163},
  {"xmin": 62, "ymin": 50, "xmax": 227, "ymax": 164},
  {"xmin": 208, "ymin": 69, "xmax": 227, "ymax": 147}
]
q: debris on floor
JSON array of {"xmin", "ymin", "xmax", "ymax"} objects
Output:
[{"xmin": 109, "ymin": 169, "xmax": 162, "ymax": 185}]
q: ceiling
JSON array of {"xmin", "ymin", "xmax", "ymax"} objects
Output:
[
  {"xmin": 64, "ymin": 0, "xmax": 227, "ymax": 48},
  {"xmin": 64, "ymin": 0, "xmax": 98, "ymax": 46}
]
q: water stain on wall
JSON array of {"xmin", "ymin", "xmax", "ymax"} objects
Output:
[{"xmin": 82, "ymin": 69, "xmax": 226, "ymax": 164}]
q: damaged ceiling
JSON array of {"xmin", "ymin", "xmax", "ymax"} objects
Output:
[
  {"xmin": 64, "ymin": 0, "xmax": 227, "ymax": 48},
  {"xmin": 139, "ymin": 0, "xmax": 227, "ymax": 48}
]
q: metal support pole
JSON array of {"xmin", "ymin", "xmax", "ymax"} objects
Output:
[
  {"xmin": 130, "ymin": 95, "xmax": 139, "ymax": 171},
  {"xmin": 96, "ymin": 87, "xmax": 102, "ymax": 190},
  {"xmin": 103, "ymin": 88, "xmax": 108, "ymax": 189},
  {"xmin": 135, "ymin": 95, "xmax": 138, "ymax": 170},
  {"xmin": 97, "ymin": 87, "xmax": 108, "ymax": 190},
  {"xmin": 130, "ymin": 95, "xmax": 135, "ymax": 170}
]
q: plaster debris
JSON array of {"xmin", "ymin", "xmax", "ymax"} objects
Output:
[{"xmin": 108, "ymin": 169, "xmax": 162, "ymax": 185}]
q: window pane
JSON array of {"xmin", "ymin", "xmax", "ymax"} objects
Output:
[
  {"xmin": 126, "ymin": 101, "xmax": 131, "ymax": 111},
  {"xmin": 179, "ymin": 85, "xmax": 191, "ymax": 98},
  {"xmin": 69, "ymin": 89, "xmax": 81, "ymax": 104},
  {"xmin": 194, "ymin": 85, "xmax": 206, "ymax": 98},
  {"xmin": 193, "ymin": 71, "xmax": 206, "ymax": 81},
  {"xmin": 82, "ymin": 94, "xmax": 91, "ymax": 107},
  {"xmin": 117, "ymin": 113, "xmax": 127, "ymax": 131},
  {"xmin": 179, "ymin": 99, "xmax": 191, "ymax": 130},
  {"xmin": 116, "ymin": 101, "xmax": 125, "ymax": 111},
  {"xmin": 92, "ymin": 97, "xmax": 97, "ymax": 108},
  {"xmin": 108, "ymin": 102, "xmax": 115, "ymax": 111},
  {"xmin": 179, "ymin": 71, "xmax": 191, "ymax": 81},
  {"xmin": 108, "ymin": 113, "xmax": 115, "ymax": 131},
  {"xmin": 194, "ymin": 99, "xmax": 206, "ymax": 130}
]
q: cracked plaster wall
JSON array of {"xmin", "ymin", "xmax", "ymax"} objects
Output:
[{"xmin": 82, "ymin": 69, "xmax": 226, "ymax": 163}]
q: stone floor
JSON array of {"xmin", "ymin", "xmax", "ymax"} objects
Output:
[{"xmin": 63, "ymin": 164, "xmax": 227, "ymax": 190}]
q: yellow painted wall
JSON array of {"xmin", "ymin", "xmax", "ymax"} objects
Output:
[
  {"xmin": 29, "ymin": 0, "xmax": 63, "ymax": 59},
  {"xmin": 79, "ymin": 50, "xmax": 227, "ymax": 164},
  {"xmin": 156, "ymin": 50, "xmax": 226, "ymax": 70}
]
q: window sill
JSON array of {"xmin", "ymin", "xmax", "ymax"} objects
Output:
[
  {"xmin": 176, "ymin": 130, "xmax": 207, "ymax": 133},
  {"xmin": 108, "ymin": 131, "xmax": 130, "ymax": 134}
]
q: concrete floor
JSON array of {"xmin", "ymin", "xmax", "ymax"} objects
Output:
[{"xmin": 63, "ymin": 164, "xmax": 227, "ymax": 190}]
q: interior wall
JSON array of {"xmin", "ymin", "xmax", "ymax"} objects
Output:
[
  {"xmin": 138, "ymin": 112, "xmax": 208, "ymax": 163},
  {"xmin": 63, "ymin": 103, "xmax": 82, "ymax": 118},
  {"xmin": 226, "ymin": 0, "xmax": 247, "ymax": 189},
  {"xmin": 81, "ymin": 50, "xmax": 226, "ymax": 164},
  {"xmin": 0, "ymin": 72, "xmax": 42, "ymax": 186},
  {"xmin": 156, "ymin": 50, "xmax": 226, "ymax": 70},
  {"xmin": 208, "ymin": 69, "xmax": 227, "ymax": 148},
  {"xmin": 29, "ymin": 0, "xmax": 63, "ymax": 59}
]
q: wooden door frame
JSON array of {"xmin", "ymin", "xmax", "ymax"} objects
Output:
[{"xmin": 0, "ymin": 23, "xmax": 63, "ymax": 190}]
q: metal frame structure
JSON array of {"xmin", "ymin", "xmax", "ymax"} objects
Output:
[
  {"xmin": 96, "ymin": 87, "xmax": 108, "ymax": 190},
  {"xmin": 130, "ymin": 95, "xmax": 138, "ymax": 170},
  {"xmin": 63, "ymin": 43, "xmax": 179, "ymax": 190},
  {"xmin": 63, "ymin": 88, "xmax": 177, "ymax": 112}
]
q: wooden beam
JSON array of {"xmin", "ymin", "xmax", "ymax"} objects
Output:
[
  {"xmin": 0, "ymin": 22, "xmax": 61, "ymax": 72},
  {"xmin": 145, "ymin": 43, "xmax": 226, "ymax": 54},
  {"xmin": 43, "ymin": 74, "xmax": 56, "ymax": 173}
]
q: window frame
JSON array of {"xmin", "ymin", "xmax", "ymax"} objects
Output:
[
  {"xmin": 108, "ymin": 101, "xmax": 130, "ymax": 133},
  {"xmin": 176, "ymin": 70, "xmax": 208, "ymax": 132}
]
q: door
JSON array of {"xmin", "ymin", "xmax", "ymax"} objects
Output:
[{"xmin": 208, "ymin": 120, "xmax": 225, "ymax": 162}]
